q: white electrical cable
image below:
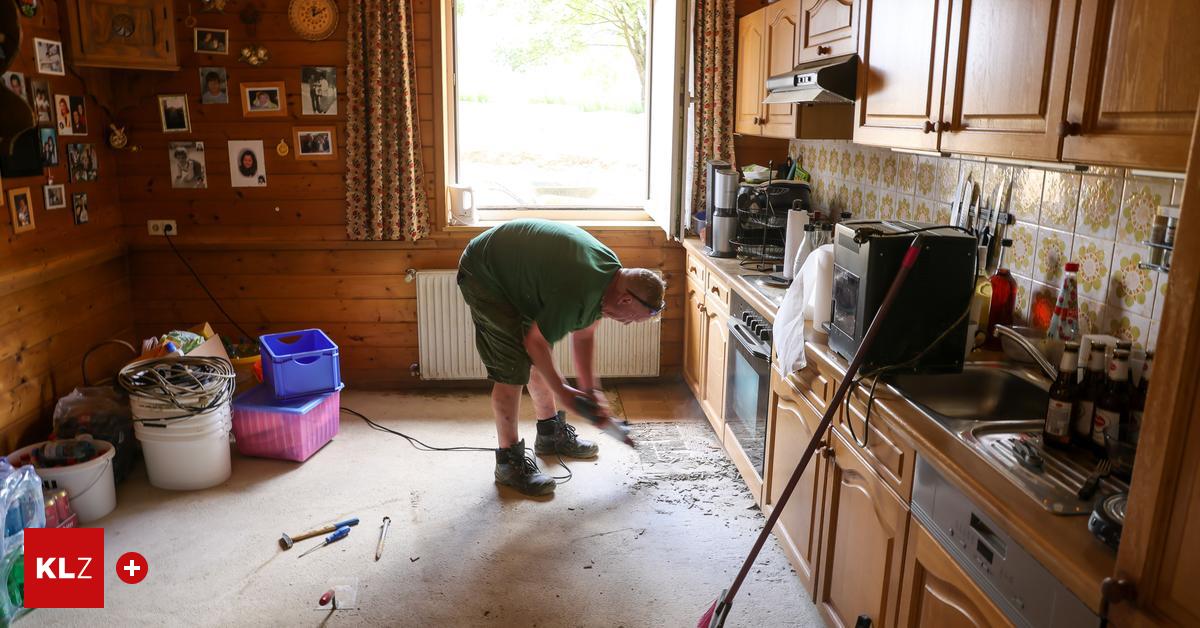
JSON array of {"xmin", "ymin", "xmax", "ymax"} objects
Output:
[{"xmin": 118, "ymin": 356, "xmax": 237, "ymax": 420}]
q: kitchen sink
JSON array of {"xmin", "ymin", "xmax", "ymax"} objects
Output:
[{"xmin": 888, "ymin": 363, "xmax": 1049, "ymax": 422}]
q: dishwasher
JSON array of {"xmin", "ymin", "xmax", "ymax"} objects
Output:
[{"xmin": 911, "ymin": 456, "xmax": 1099, "ymax": 627}]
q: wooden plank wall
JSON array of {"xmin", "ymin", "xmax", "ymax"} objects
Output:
[
  {"xmin": 118, "ymin": 0, "xmax": 685, "ymax": 388},
  {"xmin": 0, "ymin": 1, "xmax": 135, "ymax": 449}
]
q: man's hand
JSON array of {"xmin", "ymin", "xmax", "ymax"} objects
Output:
[{"xmin": 586, "ymin": 388, "xmax": 614, "ymax": 425}]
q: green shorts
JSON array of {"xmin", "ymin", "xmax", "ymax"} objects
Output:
[{"xmin": 456, "ymin": 268, "xmax": 531, "ymax": 385}]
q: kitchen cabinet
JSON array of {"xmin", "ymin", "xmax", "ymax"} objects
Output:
[
  {"xmin": 735, "ymin": 9, "xmax": 767, "ymax": 135},
  {"xmin": 1062, "ymin": 0, "xmax": 1200, "ymax": 171},
  {"xmin": 764, "ymin": 367, "xmax": 829, "ymax": 594},
  {"xmin": 683, "ymin": 279, "xmax": 706, "ymax": 397},
  {"xmin": 938, "ymin": 0, "xmax": 1079, "ymax": 160},
  {"xmin": 897, "ymin": 519, "xmax": 1014, "ymax": 628},
  {"xmin": 701, "ymin": 299, "xmax": 728, "ymax": 436},
  {"xmin": 64, "ymin": 0, "xmax": 179, "ymax": 70},
  {"xmin": 761, "ymin": 0, "xmax": 802, "ymax": 138},
  {"xmin": 797, "ymin": 0, "xmax": 857, "ymax": 64},
  {"xmin": 816, "ymin": 430, "xmax": 909, "ymax": 628},
  {"xmin": 853, "ymin": 0, "xmax": 949, "ymax": 151}
]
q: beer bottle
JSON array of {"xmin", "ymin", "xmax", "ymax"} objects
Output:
[
  {"xmin": 1092, "ymin": 349, "xmax": 1132, "ymax": 456},
  {"xmin": 1043, "ymin": 341, "xmax": 1079, "ymax": 448},
  {"xmin": 1128, "ymin": 351, "xmax": 1152, "ymax": 446},
  {"xmin": 1073, "ymin": 346, "xmax": 1106, "ymax": 447}
]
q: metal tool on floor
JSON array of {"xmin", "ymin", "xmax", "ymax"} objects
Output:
[
  {"xmin": 298, "ymin": 525, "xmax": 351, "ymax": 558},
  {"xmin": 279, "ymin": 517, "xmax": 360, "ymax": 550},
  {"xmin": 572, "ymin": 395, "xmax": 635, "ymax": 447},
  {"xmin": 375, "ymin": 516, "xmax": 391, "ymax": 561}
]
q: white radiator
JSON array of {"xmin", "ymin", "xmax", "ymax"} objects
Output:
[{"xmin": 416, "ymin": 270, "xmax": 660, "ymax": 380}]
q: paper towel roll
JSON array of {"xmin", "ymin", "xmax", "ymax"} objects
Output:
[{"xmin": 782, "ymin": 210, "xmax": 810, "ymax": 280}]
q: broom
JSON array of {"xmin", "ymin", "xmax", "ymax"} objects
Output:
[{"xmin": 699, "ymin": 235, "xmax": 927, "ymax": 628}]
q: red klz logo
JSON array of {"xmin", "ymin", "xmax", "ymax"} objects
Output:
[{"xmin": 24, "ymin": 528, "xmax": 104, "ymax": 608}]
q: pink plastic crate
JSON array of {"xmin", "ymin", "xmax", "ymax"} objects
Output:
[{"xmin": 232, "ymin": 385, "xmax": 342, "ymax": 462}]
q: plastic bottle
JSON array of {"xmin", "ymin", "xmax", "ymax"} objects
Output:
[{"xmin": 1047, "ymin": 262, "xmax": 1080, "ymax": 342}]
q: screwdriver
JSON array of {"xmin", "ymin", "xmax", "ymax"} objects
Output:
[{"xmin": 298, "ymin": 525, "xmax": 351, "ymax": 558}]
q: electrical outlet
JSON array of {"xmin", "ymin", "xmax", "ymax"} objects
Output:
[{"xmin": 147, "ymin": 220, "xmax": 178, "ymax": 236}]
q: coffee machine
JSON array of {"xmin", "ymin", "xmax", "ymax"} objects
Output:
[{"xmin": 709, "ymin": 168, "xmax": 740, "ymax": 258}]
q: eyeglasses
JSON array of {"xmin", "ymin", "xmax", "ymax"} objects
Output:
[{"xmin": 627, "ymin": 290, "xmax": 664, "ymax": 316}]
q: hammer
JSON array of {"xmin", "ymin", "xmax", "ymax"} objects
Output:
[{"xmin": 279, "ymin": 518, "xmax": 360, "ymax": 550}]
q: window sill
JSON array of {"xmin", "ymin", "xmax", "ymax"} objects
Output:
[
  {"xmin": 440, "ymin": 209, "xmax": 663, "ymax": 233},
  {"xmin": 442, "ymin": 219, "xmax": 663, "ymax": 234}
]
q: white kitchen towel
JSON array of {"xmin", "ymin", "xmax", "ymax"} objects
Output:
[{"xmin": 774, "ymin": 244, "xmax": 835, "ymax": 375}]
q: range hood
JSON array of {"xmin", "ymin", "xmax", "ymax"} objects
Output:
[{"xmin": 763, "ymin": 54, "xmax": 858, "ymax": 105}]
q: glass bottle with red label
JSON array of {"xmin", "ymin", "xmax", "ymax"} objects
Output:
[
  {"xmin": 1092, "ymin": 349, "xmax": 1132, "ymax": 456},
  {"xmin": 1043, "ymin": 341, "xmax": 1079, "ymax": 448}
]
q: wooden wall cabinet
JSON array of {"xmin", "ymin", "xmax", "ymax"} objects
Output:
[
  {"xmin": 683, "ymin": 279, "xmax": 706, "ymax": 397},
  {"xmin": 1062, "ymin": 0, "xmax": 1200, "ymax": 171},
  {"xmin": 736, "ymin": 9, "xmax": 767, "ymax": 135},
  {"xmin": 65, "ymin": 0, "xmax": 179, "ymax": 71},
  {"xmin": 761, "ymin": 0, "xmax": 802, "ymax": 138},
  {"xmin": 897, "ymin": 519, "xmax": 1014, "ymax": 628},
  {"xmin": 798, "ymin": 0, "xmax": 857, "ymax": 63},
  {"xmin": 816, "ymin": 431, "xmax": 909, "ymax": 628}
]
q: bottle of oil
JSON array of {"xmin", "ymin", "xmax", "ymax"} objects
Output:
[
  {"xmin": 1073, "ymin": 346, "xmax": 1106, "ymax": 448},
  {"xmin": 1092, "ymin": 349, "xmax": 1132, "ymax": 456},
  {"xmin": 1044, "ymin": 341, "xmax": 1079, "ymax": 448}
]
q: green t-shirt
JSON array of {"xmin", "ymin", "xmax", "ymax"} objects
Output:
[{"xmin": 460, "ymin": 219, "xmax": 621, "ymax": 344}]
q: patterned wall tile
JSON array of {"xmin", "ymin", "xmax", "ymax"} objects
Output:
[
  {"xmin": 1010, "ymin": 167, "xmax": 1045, "ymax": 223},
  {"xmin": 1029, "ymin": 281, "xmax": 1058, "ymax": 329},
  {"xmin": 879, "ymin": 189, "xmax": 896, "ymax": 220},
  {"xmin": 1077, "ymin": 175, "xmax": 1122, "ymax": 240},
  {"xmin": 815, "ymin": 144, "xmax": 830, "ymax": 172},
  {"xmin": 1071, "ymin": 235, "xmax": 1114, "ymax": 303},
  {"xmin": 895, "ymin": 153, "xmax": 917, "ymax": 195},
  {"xmin": 833, "ymin": 181, "xmax": 850, "ymax": 212},
  {"xmin": 1088, "ymin": 165, "xmax": 1125, "ymax": 178},
  {"xmin": 983, "ymin": 163, "xmax": 1015, "ymax": 204},
  {"xmin": 916, "ymin": 156, "xmax": 937, "ymax": 198},
  {"xmin": 865, "ymin": 150, "xmax": 882, "ymax": 187},
  {"xmin": 849, "ymin": 182, "xmax": 864, "ymax": 216},
  {"xmin": 1148, "ymin": 318, "xmax": 1160, "ymax": 350},
  {"xmin": 811, "ymin": 178, "xmax": 827, "ymax": 207},
  {"xmin": 1104, "ymin": 309, "xmax": 1150, "ymax": 345},
  {"xmin": 1079, "ymin": 297, "xmax": 1106, "ymax": 336},
  {"xmin": 1013, "ymin": 275, "xmax": 1033, "ymax": 325},
  {"xmin": 863, "ymin": 187, "xmax": 880, "ymax": 220},
  {"xmin": 896, "ymin": 195, "xmax": 914, "ymax": 221},
  {"xmin": 1007, "ymin": 220, "xmax": 1038, "ymax": 277},
  {"xmin": 913, "ymin": 198, "xmax": 933, "ymax": 222},
  {"xmin": 933, "ymin": 157, "xmax": 960, "ymax": 203},
  {"xmin": 1108, "ymin": 242, "xmax": 1158, "ymax": 317},
  {"xmin": 838, "ymin": 147, "xmax": 853, "ymax": 179},
  {"xmin": 961, "ymin": 158, "xmax": 986, "ymax": 194},
  {"xmin": 934, "ymin": 201, "xmax": 952, "ymax": 224},
  {"xmin": 852, "ymin": 150, "xmax": 867, "ymax": 180},
  {"xmin": 1153, "ymin": 278, "xmax": 1168, "ymax": 321},
  {"xmin": 1118, "ymin": 177, "xmax": 1172, "ymax": 245},
  {"xmin": 1034, "ymin": 227, "xmax": 1073, "ymax": 286},
  {"xmin": 1039, "ymin": 171, "xmax": 1081, "ymax": 231}
]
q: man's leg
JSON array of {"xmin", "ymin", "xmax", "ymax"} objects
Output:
[
  {"xmin": 491, "ymin": 382, "xmax": 523, "ymax": 448},
  {"xmin": 530, "ymin": 370, "xmax": 599, "ymax": 459},
  {"xmin": 491, "ymin": 375, "xmax": 555, "ymax": 497}
]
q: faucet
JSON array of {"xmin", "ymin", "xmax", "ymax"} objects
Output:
[{"xmin": 992, "ymin": 325, "xmax": 1057, "ymax": 380}]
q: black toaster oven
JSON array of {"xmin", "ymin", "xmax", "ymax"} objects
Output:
[{"xmin": 829, "ymin": 220, "xmax": 976, "ymax": 373}]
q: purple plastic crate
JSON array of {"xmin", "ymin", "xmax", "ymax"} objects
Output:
[
  {"xmin": 260, "ymin": 329, "xmax": 341, "ymax": 400},
  {"xmin": 232, "ymin": 384, "xmax": 342, "ymax": 461}
]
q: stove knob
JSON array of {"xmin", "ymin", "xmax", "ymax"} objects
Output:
[
  {"xmin": 742, "ymin": 311, "xmax": 753, "ymax": 324},
  {"xmin": 749, "ymin": 320, "xmax": 762, "ymax": 334},
  {"xmin": 758, "ymin": 329, "xmax": 771, "ymax": 342}
]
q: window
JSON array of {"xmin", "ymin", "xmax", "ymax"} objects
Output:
[{"xmin": 446, "ymin": 0, "xmax": 683, "ymax": 222}]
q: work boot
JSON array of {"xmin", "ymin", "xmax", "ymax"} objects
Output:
[
  {"xmin": 535, "ymin": 411, "xmax": 600, "ymax": 459},
  {"xmin": 494, "ymin": 439, "xmax": 556, "ymax": 496}
]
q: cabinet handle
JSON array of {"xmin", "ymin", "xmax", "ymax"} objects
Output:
[
  {"xmin": 752, "ymin": 116, "xmax": 760, "ymax": 125},
  {"xmin": 689, "ymin": 265, "xmax": 699, "ymax": 274},
  {"xmin": 817, "ymin": 45, "xmax": 832, "ymax": 55},
  {"xmin": 1099, "ymin": 577, "xmax": 1136, "ymax": 620},
  {"xmin": 710, "ymin": 286, "xmax": 722, "ymax": 296},
  {"xmin": 820, "ymin": 445, "xmax": 833, "ymax": 459},
  {"xmin": 1059, "ymin": 120, "xmax": 1082, "ymax": 137},
  {"xmin": 698, "ymin": 303, "xmax": 707, "ymax": 313},
  {"xmin": 922, "ymin": 120, "xmax": 935, "ymax": 134}
]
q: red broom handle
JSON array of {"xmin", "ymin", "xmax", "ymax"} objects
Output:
[{"xmin": 722, "ymin": 236, "xmax": 925, "ymax": 604}]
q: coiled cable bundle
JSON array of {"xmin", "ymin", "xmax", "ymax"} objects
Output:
[{"xmin": 118, "ymin": 356, "xmax": 237, "ymax": 421}]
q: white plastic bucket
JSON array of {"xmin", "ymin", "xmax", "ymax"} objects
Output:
[
  {"xmin": 8, "ymin": 440, "xmax": 117, "ymax": 522},
  {"xmin": 136, "ymin": 424, "xmax": 231, "ymax": 490},
  {"xmin": 134, "ymin": 406, "xmax": 231, "ymax": 435}
]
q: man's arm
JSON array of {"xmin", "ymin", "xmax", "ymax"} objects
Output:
[{"xmin": 524, "ymin": 322, "xmax": 584, "ymax": 408}]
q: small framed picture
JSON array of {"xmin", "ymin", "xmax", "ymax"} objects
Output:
[
  {"xmin": 2, "ymin": 71, "xmax": 27, "ymax": 102},
  {"xmin": 198, "ymin": 67, "xmax": 228, "ymax": 104},
  {"xmin": 169, "ymin": 141, "xmax": 207, "ymax": 189},
  {"xmin": 33, "ymin": 38, "xmax": 65, "ymax": 75},
  {"xmin": 158, "ymin": 94, "xmax": 191, "ymax": 132},
  {"xmin": 301, "ymin": 66, "xmax": 338, "ymax": 115},
  {"xmin": 55, "ymin": 94, "xmax": 87, "ymax": 136},
  {"xmin": 193, "ymin": 28, "xmax": 229, "ymax": 55},
  {"xmin": 241, "ymin": 82, "xmax": 287, "ymax": 117},
  {"xmin": 8, "ymin": 187, "xmax": 35, "ymax": 234},
  {"xmin": 38, "ymin": 127, "xmax": 58, "ymax": 166},
  {"xmin": 43, "ymin": 183, "xmax": 66, "ymax": 210},
  {"xmin": 228, "ymin": 140, "xmax": 267, "ymax": 187},
  {"xmin": 293, "ymin": 126, "xmax": 336, "ymax": 160},
  {"xmin": 67, "ymin": 143, "xmax": 99, "ymax": 182},
  {"xmin": 29, "ymin": 79, "xmax": 51, "ymax": 124},
  {"xmin": 72, "ymin": 192, "xmax": 88, "ymax": 225}
]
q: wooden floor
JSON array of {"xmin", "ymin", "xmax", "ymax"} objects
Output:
[{"xmin": 608, "ymin": 378, "xmax": 705, "ymax": 423}]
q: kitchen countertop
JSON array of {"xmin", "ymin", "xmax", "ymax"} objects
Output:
[{"xmin": 682, "ymin": 237, "xmax": 1116, "ymax": 614}]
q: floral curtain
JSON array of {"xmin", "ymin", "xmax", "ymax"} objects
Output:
[
  {"xmin": 345, "ymin": 0, "xmax": 430, "ymax": 241},
  {"xmin": 690, "ymin": 0, "xmax": 737, "ymax": 217}
]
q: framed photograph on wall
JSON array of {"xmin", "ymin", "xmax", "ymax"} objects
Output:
[
  {"xmin": 193, "ymin": 28, "xmax": 229, "ymax": 55},
  {"xmin": 198, "ymin": 67, "xmax": 228, "ymax": 104},
  {"xmin": 43, "ymin": 183, "xmax": 65, "ymax": 210},
  {"xmin": 158, "ymin": 94, "xmax": 191, "ymax": 132},
  {"xmin": 29, "ymin": 78, "xmax": 51, "ymax": 124},
  {"xmin": 228, "ymin": 140, "xmax": 267, "ymax": 187},
  {"xmin": 2, "ymin": 71, "xmax": 27, "ymax": 102},
  {"xmin": 8, "ymin": 187, "xmax": 35, "ymax": 234},
  {"xmin": 241, "ymin": 81, "xmax": 287, "ymax": 117},
  {"xmin": 300, "ymin": 66, "xmax": 337, "ymax": 115},
  {"xmin": 169, "ymin": 141, "xmax": 207, "ymax": 189},
  {"xmin": 72, "ymin": 192, "xmax": 88, "ymax": 225},
  {"xmin": 67, "ymin": 143, "xmax": 99, "ymax": 182},
  {"xmin": 33, "ymin": 38, "xmax": 64, "ymax": 75},
  {"xmin": 39, "ymin": 127, "xmax": 58, "ymax": 166},
  {"xmin": 293, "ymin": 126, "xmax": 336, "ymax": 160}
]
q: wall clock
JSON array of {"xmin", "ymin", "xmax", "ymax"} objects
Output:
[{"xmin": 287, "ymin": 0, "xmax": 338, "ymax": 41}]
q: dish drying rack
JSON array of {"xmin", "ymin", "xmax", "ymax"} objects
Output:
[{"xmin": 733, "ymin": 188, "xmax": 791, "ymax": 273}]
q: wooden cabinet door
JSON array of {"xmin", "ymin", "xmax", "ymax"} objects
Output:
[
  {"xmin": 683, "ymin": 281, "xmax": 706, "ymax": 397},
  {"xmin": 854, "ymin": 0, "xmax": 950, "ymax": 150},
  {"xmin": 701, "ymin": 309, "xmax": 728, "ymax": 437},
  {"xmin": 761, "ymin": 0, "xmax": 802, "ymax": 138},
  {"xmin": 897, "ymin": 520, "xmax": 1014, "ymax": 628},
  {"xmin": 798, "ymin": 0, "xmax": 858, "ymax": 63},
  {"xmin": 817, "ymin": 432, "xmax": 909, "ymax": 628},
  {"xmin": 66, "ymin": 0, "xmax": 179, "ymax": 70},
  {"xmin": 764, "ymin": 370, "xmax": 828, "ymax": 595},
  {"xmin": 1063, "ymin": 0, "xmax": 1200, "ymax": 171},
  {"xmin": 736, "ymin": 9, "xmax": 767, "ymax": 135},
  {"xmin": 938, "ymin": 0, "xmax": 1079, "ymax": 160}
]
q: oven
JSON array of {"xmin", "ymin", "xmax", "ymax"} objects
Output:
[{"xmin": 725, "ymin": 291, "xmax": 773, "ymax": 478}]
